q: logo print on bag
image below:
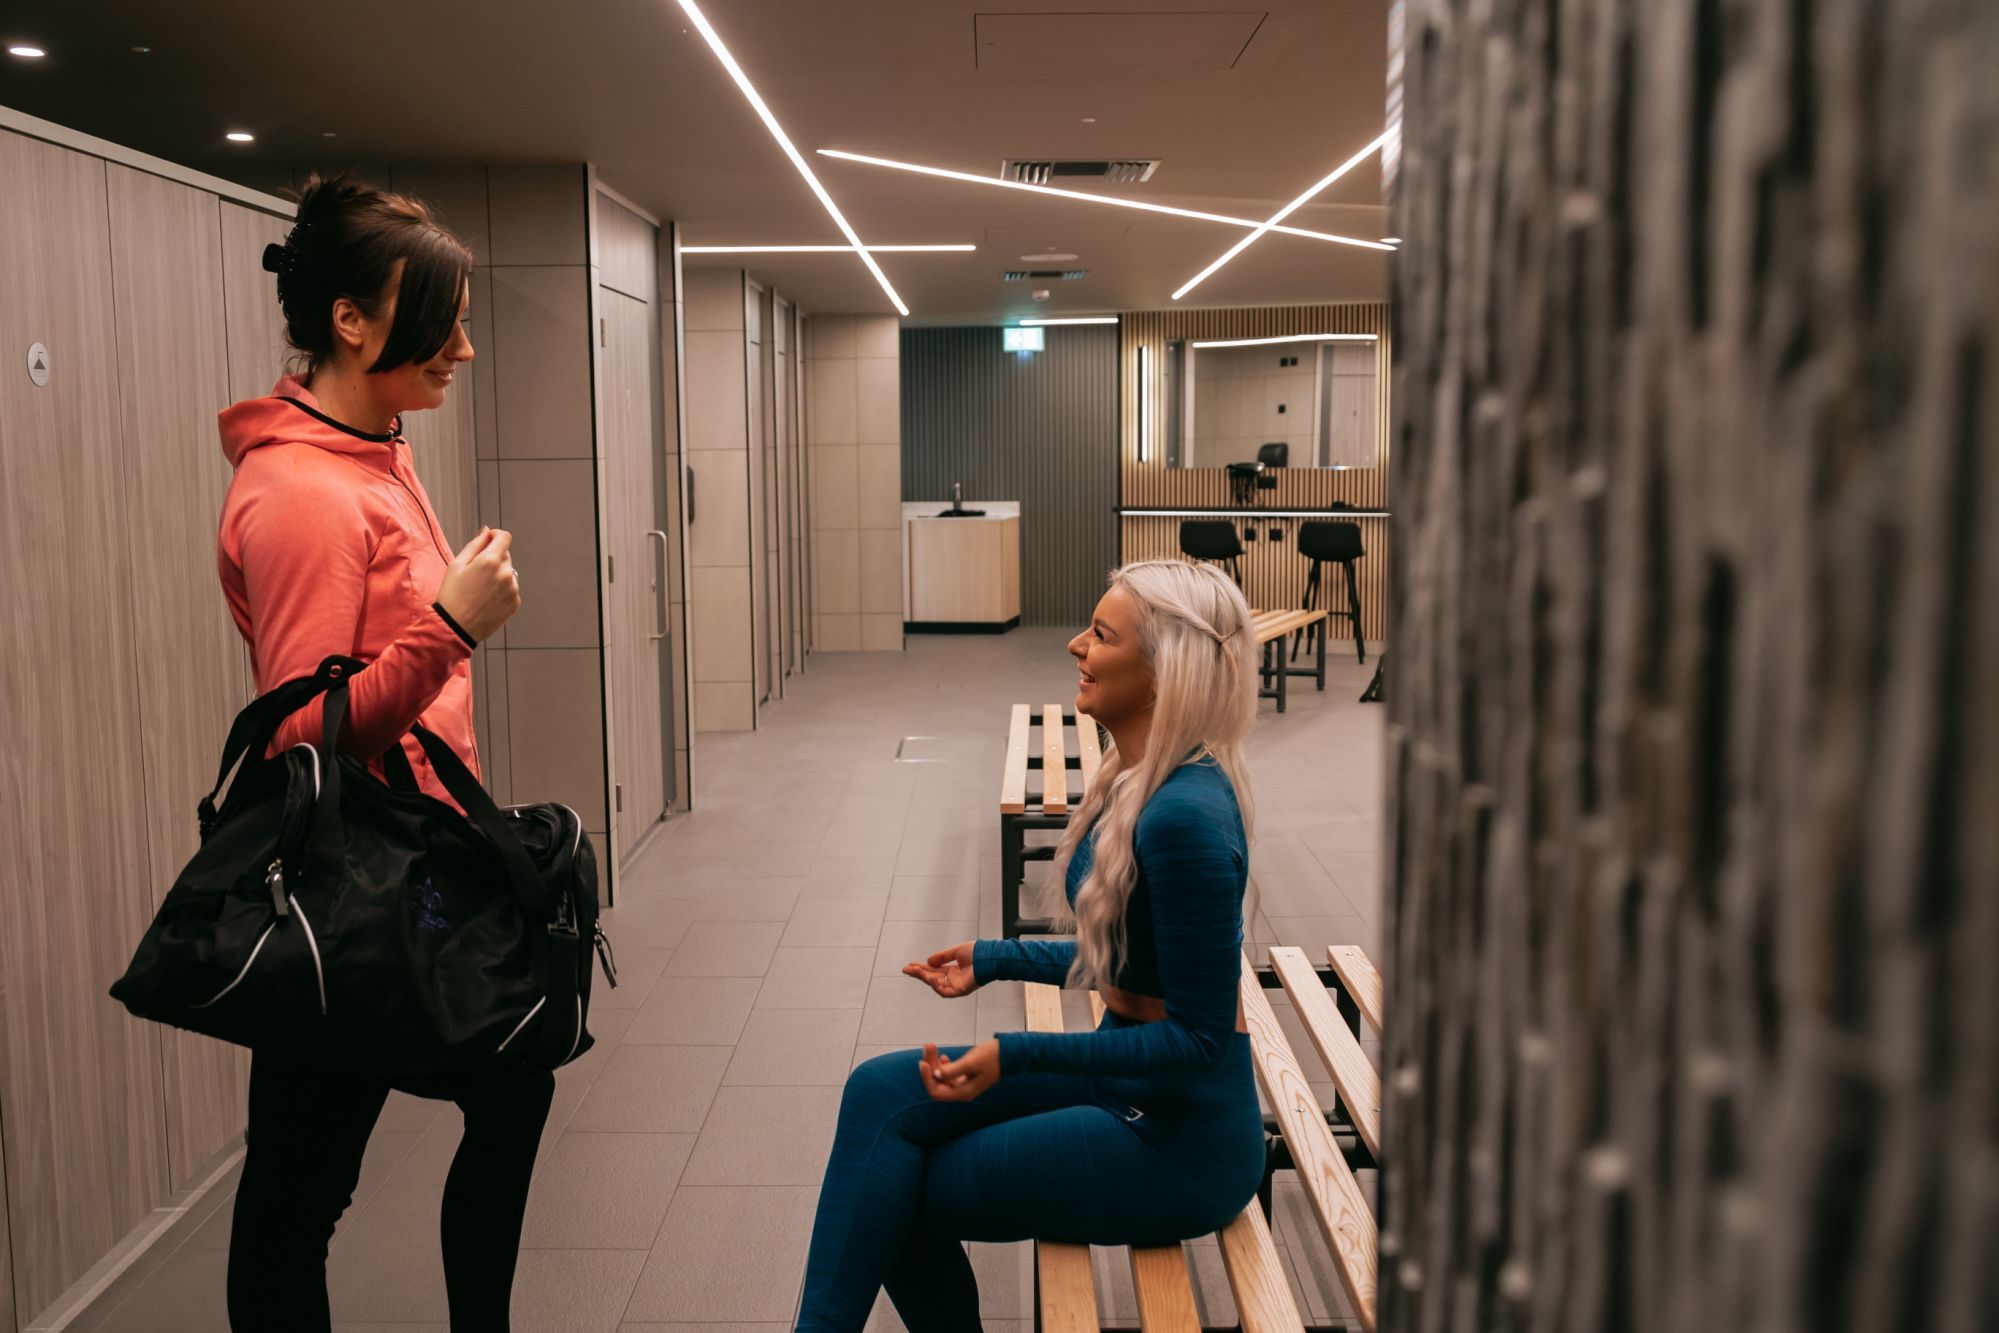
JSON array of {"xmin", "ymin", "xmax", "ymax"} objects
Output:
[{"xmin": 411, "ymin": 877, "xmax": 449, "ymax": 933}]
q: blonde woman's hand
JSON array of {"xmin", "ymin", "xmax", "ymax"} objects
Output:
[
  {"xmin": 922, "ymin": 1041, "xmax": 1001, "ymax": 1102},
  {"xmin": 436, "ymin": 527, "xmax": 521, "ymax": 642},
  {"xmin": 903, "ymin": 942, "xmax": 980, "ymax": 998}
]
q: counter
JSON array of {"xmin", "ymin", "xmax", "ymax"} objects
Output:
[{"xmin": 901, "ymin": 501, "xmax": 1022, "ymax": 631}]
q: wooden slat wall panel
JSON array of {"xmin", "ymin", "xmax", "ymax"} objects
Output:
[
  {"xmin": 106, "ymin": 165, "xmax": 257, "ymax": 1192},
  {"xmin": 900, "ymin": 325, "xmax": 1119, "ymax": 626},
  {"xmin": 1119, "ymin": 303, "xmax": 1389, "ymax": 641},
  {"xmin": 0, "ymin": 129, "xmax": 169, "ymax": 1326},
  {"xmin": 1121, "ymin": 515, "xmax": 1388, "ymax": 643}
]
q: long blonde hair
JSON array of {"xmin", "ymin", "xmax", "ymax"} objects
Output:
[{"xmin": 1047, "ymin": 559, "xmax": 1258, "ymax": 988}]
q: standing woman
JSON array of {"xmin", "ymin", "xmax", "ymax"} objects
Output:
[
  {"xmin": 795, "ymin": 559, "xmax": 1265, "ymax": 1330},
  {"xmin": 215, "ymin": 174, "xmax": 545, "ymax": 1331}
]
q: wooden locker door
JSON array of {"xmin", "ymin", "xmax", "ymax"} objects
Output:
[
  {"xmin": 218, "ymin": 202, "xmax": 290, "ymax": 405},
  {"xmin": 106, "ymin": 164, "xmax": 257, "ymax": 1191},
  {"xmin": 0, "ymin": 1125, "xmax": 11, "ymax": 1333},
  {"xmin": 603, "ymin": 289, "xmax": 667, "ymax": 858},
  {"xmin": 0, "ymin": 131, "xmax": 168, "ymax": 1325}
]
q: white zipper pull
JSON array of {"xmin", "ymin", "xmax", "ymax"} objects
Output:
[{"xmin": 267, "ymin": 860, "xmax": 290, "ymax": 918}]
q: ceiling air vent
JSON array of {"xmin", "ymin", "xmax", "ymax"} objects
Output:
[
  {"xmin": 1001, "ymin": 269, "xmax": 1090, "ymax": 282},
  {"xmin": 1001, "ymin": 159, "xmax": 1159, "ymax": 185}
]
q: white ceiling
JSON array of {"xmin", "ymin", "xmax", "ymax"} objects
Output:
[{"xmin": 0, "ymin": 0, "xmax": 1391, "ymax": 322}]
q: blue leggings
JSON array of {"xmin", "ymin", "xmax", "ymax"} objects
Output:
[{"xmin": 795, "ymin": 1032, "xmax": 1264, "ymax": 1331}]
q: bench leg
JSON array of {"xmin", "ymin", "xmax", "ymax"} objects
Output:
[
  {"xmin": 1002, "ymin": 816, "xmax": 1025, "ymax": 939},
  {"xmin": 1315, "ymin": 613, "xmax": 1327, "ymax": 690},
  {"xmin": 1344, "ymin": 559, "xmax": 1364, "ymax": 664}
]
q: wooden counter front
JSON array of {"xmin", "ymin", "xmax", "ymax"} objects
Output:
[{"xmin": 904, "ymin": 515, "xmax": 1021, "ymax": 629}]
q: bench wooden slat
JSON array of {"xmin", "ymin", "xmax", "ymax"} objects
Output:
[
  {"xmin": 1128, "ymin": 1245, "xmax": 1202, "ymax": 1332},
  {"xmin": 1027, "ymin": 982, "xmax": 1102, "ymax": 1327},
  {"xmin": 1042, "ymin": 704, "xmax": 1069, "ymax": 815},
  {"xmin": 1088, "ymin": 990, "xmax": 1106, "ymax": 1026},
  {"xmin": 1001, "ymin": 704, "xmax": 1032, "ymax": 815},
  {"xmin": 1241, "ymin": 952, "xmax": 1378, "ymax": 1333},
  {"xmin": 1028, "ymin": 984, "xmax": 1201, "ymax": 1329},
  {"xmin": 1025, "ymin": 980, "xmax": 1067, "ymax": 1034},
  {"xmin": 1218, "ymin": 1201, "xmax": 1308, "ymax": 1333},
  {"xmin": 1270, "ymin": 947, "xmax": 1381, "ymax": 1161},
  {"xmin": 1250, "ymin": 609, "xmax": 1329, "ymax": 647},
  {"xmin": 1040, "ymin": 1244, "xmax": 1103, "ymax": 1333},
  {"xmin": 1327, "ymin": 945, "xmax": 1383, "ymax": 1035},
  {"xmin": 1076, "ymin": 711, "xmax": 1103, "ymax": 795}
]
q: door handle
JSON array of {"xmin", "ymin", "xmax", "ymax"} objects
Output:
[
  {"xmin": 685, "ymin": 464, "xmax": 695, "ymax": 523},
  {"xmin": 646, "ymin": 529, "xmax": 669, "ymax": 642}
]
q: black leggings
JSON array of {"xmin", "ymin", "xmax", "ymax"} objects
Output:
[{"xmin": 225, "ymin": 1051, "xmax": 555, "ymax": 1332}]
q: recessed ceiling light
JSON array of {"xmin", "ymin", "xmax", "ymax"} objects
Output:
[
  {"xmin": 817, "ymin": 148, "xmax": 1391, "ymax": 251},
  {"xmin": 1081, "ymin": 117, "xmax": 1097, "ymax": 124},
  {"xmin": 1379, "ymin": 237, "xmax": 1400, "ymax": 244},
  {"xmin": 323, "ymin": 131, "xmax": 338, "ymax": 138},
  {"xmin": 130, "ymin": 45, "xmax": 151, "ymax": 54},
  {"xmin": 7, "ymin": 45, "xmax": 46, "ymax": 58},
  {"xmin": 676, "ymin": 0, "xmax": 908, "ymax": 316},
  {"xmin": 225, "ymin": 131, "xmax": 255, "ymax": 143},
  {"xmin": 1171, "ymin": 130, "xmax": 1391, "ymax": 301},
  {"xmin": 1020, "ymin": 252, "xmax": 1078, "ymax": 263},
  {"xmin": 681, "ymin": 243, "xmax": 974, "ymax": 253},
  {"xmin": 1019, "ymin": 317, "xmax": 1118, "ymax": 326}
]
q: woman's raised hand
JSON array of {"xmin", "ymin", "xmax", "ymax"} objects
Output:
[
  {"xmin": 902, "ymin": 941, "xmax": 980, "ymax": 998},
  {"xmin": 436, "ymin": 526, "xmax": 521, "ymax": 642}
]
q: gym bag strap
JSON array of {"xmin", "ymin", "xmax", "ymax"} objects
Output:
[
  {"xmin": 197, "ymin": 655, "xmax": 363, "ymax": 836},
  {"xmin": 112, "ymin": 654, "xmax": 607, "ymax": 1079}
]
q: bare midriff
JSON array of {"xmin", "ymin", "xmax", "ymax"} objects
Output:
[{"xmin": 1097, "ymin": 982, "xmax": 1249, "ymax": 1034}]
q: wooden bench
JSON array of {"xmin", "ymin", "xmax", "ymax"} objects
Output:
[
  {"xmin": 1240, "ymin": 947, "xmax": 1381, "ymax": 1332},
  {"xmin": 1025, "ymin": 984, "xmax": 1308, "ymax": 1332},
  {"xmin": 1000, "ymin": 704, "xmax": 1103, "ymax": 938},
  {"xmin": 1250, "ymin": 609, "xmax": 1330, "ymax": 713}
]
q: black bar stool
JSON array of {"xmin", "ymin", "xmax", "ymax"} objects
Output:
[
  {"xmin": 1179, "ymin": 519, "xmax": 1244, "ymax": 588},
  {"xmin": 1297, "ymin": 519, "xmax": 1365, "ymax": 663}
]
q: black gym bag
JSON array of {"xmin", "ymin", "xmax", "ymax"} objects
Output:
[{"xmin": 111, "ymin": 654, "xmax": 615, "ymax": 1078}]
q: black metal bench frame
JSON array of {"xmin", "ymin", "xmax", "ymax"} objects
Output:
[
  {"xmin": 1258, "ymin": 615, "xmax": 1327, "ymax": 714},
  {"xmin": 1000, "ymin": 708, "xmax": 1089, "ymax": 940}
]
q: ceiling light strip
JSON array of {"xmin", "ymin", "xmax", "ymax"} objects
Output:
[
  {"xmin": 817, "ymin": 149, "xmax": 1393, "ymax": 251},
  {"xmin": 1018, "ymin": 317, "xmax": 1119, "ymax": 326},
  {"xmin": 675, "ymin": 0, "xmax": 909, "ymax": 315},
  {"xmin": 681, "ymin": 244, "xmax": 976, "ymax": 253},
  {"xmin": 1189, "ymin": 333, "xmax": 1378, "ymax": 348},
  {"xmin": 1171, "ymin": 131, "xmax": 1390, "ymax": 301}
]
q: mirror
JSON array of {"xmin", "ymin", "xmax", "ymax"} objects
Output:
[{"xmin": 1162, "ymin": 336, "xmax": 1378, "ymax": 471}]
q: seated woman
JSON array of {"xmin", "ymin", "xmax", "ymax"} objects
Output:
[{"xmin": 796, "ymin": 559, "xmax": 1263, "ymax": 1331}]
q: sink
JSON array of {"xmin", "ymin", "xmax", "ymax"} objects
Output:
[{"xmin": 933, "ymin": 508, "xmax": 987, "ymax": 517}]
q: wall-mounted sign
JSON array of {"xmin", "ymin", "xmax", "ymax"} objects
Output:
[
  {"xmin": 27, "ymin": 341, "xmax": 49, "ymax": 388},
  {"xmin": 1002, "ymin": 327, "xmax": 1044, "ymax": 353}
]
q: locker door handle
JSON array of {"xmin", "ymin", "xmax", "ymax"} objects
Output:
[
  {"xmin": 686, "ymin": 464, "xmax": 695, "ymax": 522},
  {"xmin": 646, "ymin": 529, "xmax": 669, "ymax": 642}
]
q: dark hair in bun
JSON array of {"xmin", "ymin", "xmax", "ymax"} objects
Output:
[{"xmin": 263, "ymin": 172, "xmax": 473, "ymax": 375}]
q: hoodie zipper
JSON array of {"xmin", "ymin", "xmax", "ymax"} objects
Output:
[{"xmin": 389, "ymin": 448, "xmax": 454, "ymax": 565}]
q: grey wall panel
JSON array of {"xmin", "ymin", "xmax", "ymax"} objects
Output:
[{"xmin": 899, "ymin": 326, "xmax": 1117, "ymax": 627}]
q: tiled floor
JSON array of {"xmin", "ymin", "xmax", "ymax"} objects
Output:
[{"xmin": 65, "ymin": 629, "xmax": 1382, "ymax": 1332}]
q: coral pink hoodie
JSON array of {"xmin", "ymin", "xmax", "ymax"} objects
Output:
[{"xmin": 217, "ymin": 376, "xmax": 478, "ymax": 807}]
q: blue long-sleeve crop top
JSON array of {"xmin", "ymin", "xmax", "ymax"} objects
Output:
[{"xmin": 972, "ymin": 757, "xmax": 1248, "ymax": 1079}]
